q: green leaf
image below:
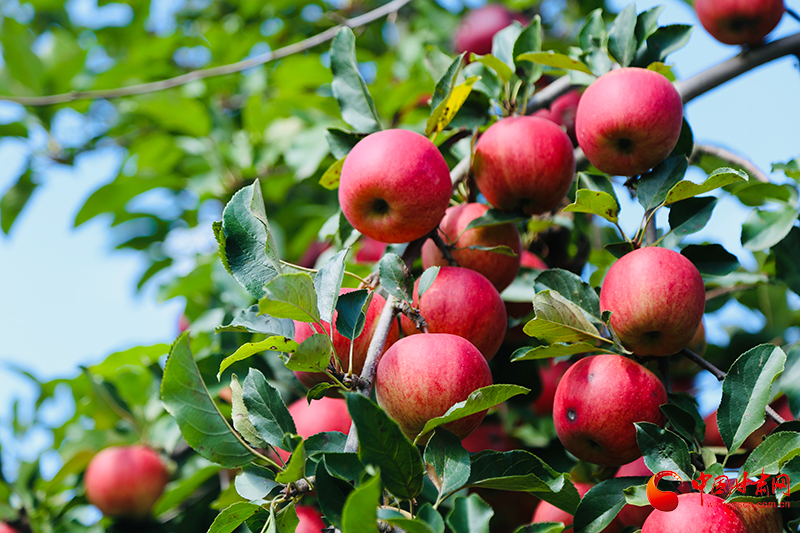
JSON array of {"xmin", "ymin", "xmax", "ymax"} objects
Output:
[
  {"xmin": 492, "ymin": 22, "xmax": 524, "ymax": 73},
  {"xmin": 668, "ymin": 393, "xmax": 706, "ymax": 443},
  {"xmin": 574, "ymin": 478, "xmax": 641, "ymax": 533},
  {"xmin": 578, "ymin": 173, "xmax": 619, "ymax": 202},
  {"xmin": 218, "ymin": 179, "xmax": 283, "ymax": 299},
  {"xmin": 635, "ymin": 423, "xmax": 693, "ymax": 484},
  {"xmin": 305, "ymin": 432, "xmax": 348, "ymax": 457},
  {"xmin": 464, "ymin": 209, "xmax": 526, "ymax": 231},
  {"xmin": 330, "ymin": 28, "xmax": 382, "ymax": 133},
  {"xmin": 459, "ymin": 244, "xmax": 517, "ymax": 256},
  {"xmin": 664, "ymin": 167, "xmax": 748, "ymax": 205},
  {"xmin": 513, "ymin": 525, "xmax": 566, "ymax": 533},
  {"xmin": 284, "ymin": 333, "xmax": 330, "ymax": 373},
  {"xmin": 772, "ymin": 158, "xmax": 800, "ymax": 181},
  {"xmin": 424, "ymin": 429, "xmax": 471, "ymax": 505},
  {"xmin": 661, "ymin": 403, "xmax": 699, "ymax": 444},
  {"xmin": 234, "ymin": 464, "xmax": 279, "ymax": 500},
  {"xmin": 513, "ymin": 16, "xmax": 543, "ymax": 82},
  {"xmin": 740, "ymin": 432, "xmax": 800, "ymax": 476},
  {"xmin": 230, "ymin": 374, "xmax": 267, "ymax": 449},
  {"xmin": 608, "ymin": 4, "xmax": 638, "ymax": 67},
  {"xmin": 718, "ymin": 344, "xmax": 787, "ymax": 453},
  {"xmin": 0, "ymin": 19, "xmax": 43, "ymax": 92},
  {"xmin": 259, "ymin": 273, "xmax": 320, "ymax": 322},
  {"xmin": 275, "ymin": 440, "xmax": 305, "ymax": 483},
  {"xmin": 636, "ymin": 24, "xmax": 693, "ymax": 65},
  {"xmin": 515, "ymin": 52, "xmax": 593, "ymax": 75},
  {"xmin": 242, "ymin": 368, "xmax": 297, "ymax": 450},
  {"xmin": 563, "ymin": 189, "xmax": 620, "ymax": 224},
  {"xmin": 320, "ymin": 157, "xmax": 346, "ymax": 190},
  {"xmin": 325, "ymin": 452, "xmax": 367, "ymax": 483},
  {"xmin": 680, "ymin": 243, "xmax": 738, "ymax": 276},
  {"xmin": 523, "ymin": 290, "xmax": 605, "ymax": 344},
  {"xmin": 136, "ymin": 95, "xmax": 211, "ymax": 137},
  {"xmin": 774, "ymin": 228, "xmax": 800, "ymax": 303},
  {"xmin": 418, "ymin": 503, "xmax": 446, "ymax": 533},
  {"xmin": 637, "ymin": 156, "xmax": 689, "ymax": 211},
  {"xmin": 774, "ymin": 455, "xmax": 800, "ymax": 503},
  {"xmin": 428, "ymin": 76, "xmax": 479, "ymax": 138},
  {"xmin": 511, "ymin": 342, "xmax": 609, "ymax": 361},
  {"xmin": 161, "ymin": 334, "xmax": 255, "ymax": 467},
  {"xmin": 208, "ymin": 502, "xmax": 261, "ymax": 533},
  {"xmin": 307, "ymin": 382, "xmax": 339, "ymax": 401},
  {"xmin": 418, "ymin": 267, "xmax": 441, "ymax": 300},
  {"xmin": 218, "ymin": 336, "xmax": 299, "ymax": 380},
  {"xmin": 327, "ymin": 128, "xmax": 366, "ymax": 159},
  {"xmin": 430, "ymin": 54, "xmax": 463, "ymax": 112},
  {"xmin": 740, "ymin": 206, "xmax": 799, "ymax": 251},
  {"xmin": 377, "ymin": 509, "xmax": 437, "ymax": 533},
  {"xmin": 315, "ymin": 249, "xmax": 349, "ymax": 325},
  {"xmin": 670, "ymin": 118, "xmax": 694, "ymax": 158},
  {"xmin": 446, "ymin": 493, "xmax": 494, "ymax": 533},
  {"xmin": 0, "ymin": 121, "xmax": 27, "ymax": 138},
  {"xmin": 316, "ymin": 459, "xmax": 353, "ymax": 529},
  {"xmin": 335, "ymin": 289, "xmax": 372, "ymax": 342},
  {"xmin": 732, "ymin": 182, "xmax": 795, "ymax": 207},
  {"xmin": 634, "ymin": 5, "xmax": 666, "ymax": 45},
  {"xmin": 0, "ymin": 169, "xmax": 35, "ymax": 234},
  {"xmin": 379, "ymin": 253, "xmax": 412, "ymax": 302},
  {"xmin": 470, "ymin": 54, "xmax": 513, "ymax": 84},
  {"xmin": 342, "ymin": 472, "xmax": 381, "ymax": 533},
  {"xmin": 217, "ymin": 306, "xmax": 295, "ymax": 336},
  {"xmin": 416, "ymin": 385, "xmax": 528, "ymax": 442},
  {"xmin": 668, "ymin": 197, "xmax": 717, "ymax": 237},
  {"xmin": 346, "ymin": 393, "xmax": 425, "ymax": 500}
]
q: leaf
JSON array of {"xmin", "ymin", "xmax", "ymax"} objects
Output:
[
  {"xmin": 0, "ymin": 19, "xmax": 43, "ymax": 92},
  {"xmin": 661, "ymin": 403, "xmax": 699, "ymax": 444},
  {"xmin": 513, "ymin": 16, "xmax": 543, "ymax": 82},
  {"xmin": 242, "ymin": 369, "xmax": 296, "ymax": 450},
  {"xmin": 635, "ymin": 24, "xmax": 693, "ymax": 65},
  {"xmin": 342, "ymin": 472, "xmax": 381, "ymax": 533},
  {"xmin": 335, "ymin": 289, "xmax": 372, "ymax": 342},
  {"xmin": 634, "ymin": 5, "xmax": 666, "ymax": 45},
  {"xmin": 732, "ymin": 182, "xmax": 796, "ymax": 207},
  {"xmin": 429, "ymin": 54, "xmax": 463, "ymax": 112},
  {"xmin": 578, "ymin": 8, "xmax": 606, "ymax": 50},
  {"xmin": 327, "ymin": 128, "xmax": 366, "ymax": 159},
  {"xmin": 460, "ymin": 244, "xmax": 517, "ymax": 256},
  {"xmin": 234, "ymin": 464, "xmax": 279, "ymax": 500},
  {"xmin": 259, "ymin": 273, "xmax": 320, "ymax": 322},
  {"xmin": 161, "ymin": 334, "xmax": 255, "ymax": 467},
  {"xmin": 284, "ymin": 333, "xmax": 331, "ymax": 373},
  {"xmin": 377, "ymin": 509, "xmax": 437, "ymax": 533},
  {"xmin": 416, "ymin": 385, "xmax": 529, "ymax": 442},
  {"xmin": 217, "ymin": 306, "xmax": 295, "ymax": 336},
  {"xmin": 637, "ymin": 156, "xmax": 689, "ymax": 212},
  {"xmin": 275, "ymin": 440, "xmax": 305, "ymax": 483},
  {"xmin": 514, "ymin": 525, "xmax": 566, "ymax": 533},
  {"xmin": 773, "ymin": 158, "xmax": 800, "ymax": 181},
  {"xmin": 515, "ymin": 52, "xmax": 594, "ymax": 75},
  {"xmin": 470, "ymin": 54, "xmax": 512, "ymax": 84},
  {"xmin": 511, "ymin": 342, "xmax": 609, "ymax": 361},
  {"xmin": 427, "ymin": 77, "xmax": 479, "ymax": 138},
  {"xmin": 774, "ymin": 227, "xmax": 800, "ymax": 302},
  {"xmin": 492, "ymin": 22, "xmax": 524, "ymax": 73},
  {"xmin": 740, "ymin": 432, "xmax": 800, "ymax": 476},
  {"xmin": 680, "ymin": 244, "xmax": 738, "ymax": 276},
  {"xmin": 608, "ymin": 4, "xmax": 637, "ymax": 67},
  {"xmin": 418, "ymin": 267, "xmax": 440, "ymax": 300},
  {"xmin": 346, "ymin": 393, "xmax": 425, "ymax": 501},
  {"xmin": 668, "ymin": 197, "xmax": 717, "ymax": 237},
  {"xmin": 635, "ymin": 422, "xmax": 693, "ymax": 482},
  {"xmin": 718, "ymin": 344, "xmax": 787, "ymax": 453},
  {"xmin": 533, "ymin": 270, "xmax": 601, "ymax": 319},
  {"xmin": 316, "ymin": 459, "xmax": 353, "ymax": 529},
  {"xmin": 446, "ymin": 493, "xmax": 494, "ymax": 533},
  {"xmin": 315, "ymin": 249, "xmax": 349, "ymax": 325},
  {"xmin": 424, "ymin": 429, "xmax": 471, "ymax": 504},
  {"xmin": 740, "ymin": 206, "xmax": 799, "ymax": 252},
  {"xmin": 418, "ymin": 503, "xmax": 446, "ymax": 533},
  {"xmin": 230, "ymin": 374, "xmax": 267, "ymax": 448},
  {"xmin": 1, "ymin": 169, "xmax": 36, "ymax": 234},
  {"xmin": 320, "ymin": 157, "xmax": 346, "ymax": 190},
  {"xmin": 523, "ymin": 290, "xmax": 605, "ymax": 344},
  {"xmin": 464, "ymin": 209, "xmax": 526, "ymax": 231},
  {"xmin": 330, "ymin": 28, "xmax": 382, "ymax": 133},
  {"xmin": 305, "ymin": 432, "xmax": 348, "ymax": 457},
  {"xmin": 218, "ymin": 336, "xmax": 299, "ymax": 380},
  {"xmin": 563, "ymin": 189, "xmax": 620, "ymax": 224},
  {"xmin": 379, "ymin": 253, "xmax": 412, "ymax": 302},
  {"xmin": 574, "ymin": 478, "xmax": 641, "ymax": 533},
  {"xmin": 208, "ymin": 502, "xmax": 261, "ymax": 533},
  {"xmin": 0, "ymin": 120, "xmax": 27, "ymax": 138},
  {"xmin": 218, "ymin": 179, "xmax": 282, "ymax": 299},
  {"xmin": 664, "ymin": 167, "xmax": 748, "ymax": 204}
]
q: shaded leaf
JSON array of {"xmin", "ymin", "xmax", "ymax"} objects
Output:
[
  {"xmin": 315, "ymin": 249, "xmax": 349, "ymax": 324},
  {"xmin": 574, "ymin": 478, "xmax": 641, "ymax": 533},
  {"xmin": 608, "ymin": 4, "xmax": 637, "ymax": 67},
  {"xmin": 446, "ymin": 493, "xmax": 494, "ymax": 533},
  {"xmin": 681, "ymin": 243, "xmax": 738, "ymax": 276},
  {"xmin": 259, "ymin": 273, "xmax": 320, "ymax": 322},
  {"xmin": 523, "ymin": 290, "xmax": 605, "ymax": 344},
  {"xmin": 418, "ymin": 267, "xmax": 441, "ymax": 300},
  {"xmin": 379, "ymin": 253, "xmax": 413, "ymax": 302},
  {"xmin": 230, "ymin": 374, "xmax": 267, "ymax": 448},
  {"xmin": 330, "ymin": 28, "xmax": 382, "ymax": 133},
  {"xmin": 515, "ymin": 52, "xmax": 593, "ymax": 75},
  {"xmin": 335, "ymin": 289, "xmax": 372, "ymax": 342},
  {"xmin": 242, "ymin": 369, "xmax": 296, "ymax": 450},
  {"xmin": 635, "ymin": 422, "xmax": 693, "ymax": 481},
  {"xmin": 424, "ymin": 429, "xmax": 471, "ymax": 504},
  {"xmin": 511, "ymin": 342, "xmax": 610, "ymax": 361},
  {"xmin": 741, "ymin": 206, "xmax": 799, "ymax": 251},
  {"xmin": 513, "ymin": 16, "xmax": 543, "ymax": 82},
  {"xmin": 0, "ymin": 169, "xmax": 35, "ymax": 234},
  {"xmin": 668, "ymin": 197, "xmax": 717, "ymax": 237},
  {"xmin": 637, "ymin": 156, "xmax": 688, "ymax": 211}
]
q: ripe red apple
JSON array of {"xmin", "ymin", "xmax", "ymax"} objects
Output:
[
  {"xmin": 532, "ymin": 481, "xmax": 622, "ymax": 532},
  {"xmin": 532, "ymin": 89, "xmax": 583, "ymax": 145},
  {"xmin": 399, "ymin": 267, "xmax": 507, "ymax": 361},
  {"xmin": 474, "ymin": 116, "xmax": 576, "ymax": 215},
  {"xmin": 576, "ymin": 68, "xmax": 684, "ymax": 177},
  {"xmin": 296, "ymin": 505, "xmax": 327, "ymax": 533},
  {"xmin": 460, "ymin": 421, "xmax": 517, "ymax": 453},
  {"xmin": 353, "ymin": 237, "xmax": 387, "ymax": 263},
  {"xmin": 293, "ymin": 288, "xmax": 400, "ymax": 390},
  {"xmin": 553, "ymin": 354, "xmax": 667, "ymax": 466},
  {"xmin": 614, "ymin": 456, "xmax": 654, "ymax": 527},
  {"xmin": 520, "ymin": 250, "xmax": 548, "ymax": 270},
  {"xmin": 599, "ymin": 247, "xmax": 705, "ymax": 357},
  {"xmin": 453, "ymin": 4, "xmax": 527, "ymax": 56},
  {"xmin": 84, "ymin": 445, "xmax": 170, "ymax": 517},
  {"xmin": 339, "ymin": 129, "xmax": 452, "ymax": 244},
  {"xmin": 530, "ymin": 359, "xmax": 572, "ymax": 416},
  {"xmin": 279, "ymin": 397, "xmax": 352, "ymax": 461},
  {"xmin": 421, "ymin": 202, "xmax": 522, "ymax": 292},
  {"xmin": 695, "ymin": 0, "xmax": 784, "ymax": 45},
  {"xmin": 375, "ymin": 333, "xmax": 493, "ymax": 441},
  {"xmin": 642, "ymin": 492, "xmax": 747, "ymax": 533},
  {"xmin": 0, "ymin": 524, "xmax": 20, "ymax": 533},
  {"xmin": 733, "ymin": 503, "xmax": 783, "ymax": 533}
]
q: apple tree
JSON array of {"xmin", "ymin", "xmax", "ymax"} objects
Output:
[{"xmin": 1, "ymin": 0, "xmax": 800, "ymax": 532}]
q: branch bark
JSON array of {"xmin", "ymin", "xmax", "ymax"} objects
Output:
[{"xmin": 690, "ymin": 144, "xmax": 770, "ymax": 183}]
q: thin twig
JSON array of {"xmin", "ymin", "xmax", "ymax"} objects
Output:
[
  {"xmin": 430, "ymin": 231, "xmax": 459, "ymax": 266},
  {"xmin": 398, "ymin": 300, "xmax": 429, "ymax": 333},
  {"xmin": 705, "ymin": 283, "xmax": 761, "ymax": 301},
  {"xmin": 0, "ymin": 0, "xmax": 414, "ymax": 106},
  {"xmin": 690, "ymin": 144, "xmax": 770, "ymax": 183}
]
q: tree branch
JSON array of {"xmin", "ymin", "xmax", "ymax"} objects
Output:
[
  {"xmin": 690, "ymin": 144, "xmax": 770, "ymax": 183},
  {"xmin": 0, "ymin": 0, "xmax": 414, "ymax": 106},
  {"xmin": 525, "ymin": 76, "xmax": 577, "ymax": 114},
  {"xmin": 430, "ymin": 231, "xmax": 459, "ymax": 266}
]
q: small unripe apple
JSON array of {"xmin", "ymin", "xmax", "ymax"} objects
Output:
[
  {"xmin": 530, "ymin": 359, "xmax": 572, "ymax": 416},
  {"xmin": 553, "ymin": 354, "xmax": 667, "ymax": 466},
  {"xmin": 453, "ymin": 4, "xmax": 527, "ymax": 56},
  {"xmin": 695, "ymin": 0, "xmax": 784, "ymax": 45},
  {"xmin": 279, "ymin": 396, "xmax": 351, "ymax": 461},
  {"xmin": 421, "ymin": 202, "xmax": 522, "ymax": 292},
  {"xmin": 473, "ymin": 116, "xmax": 576, "ymax": 215},
  {"xmin": 532, "ymin": 482, "xmax": 623, "ymax": 532},
  {"xmin": 576, "ymin": 68, "xmax": 683, "ymax": 177},
  {"xmin": 296, "ymin": 505, "xmax": 327, "ymax": 533},
  {"xmin": 614, "ymin": 456, "xmax": 654, "ymax": 527},
  {"xmin": 375, "ymin": 334, "xmax": 493, "ymax": 441},
  {"xmin": 399, "ymin": 267, "xmax": 507, "ymax": 361},
  {"xmin": 600, "ymin": 247, "xmax": 705, "ymax": 357},
  {"xmin": 642, "ymin": 492, "xmax": 747, "ymax": 533},
  {"xmin": 84, "ymin": 445, "xmax": 170, "ymax": 517},
  {"xmin": 339, "ymin": 129, "xmax": 452, "ymax": 244}
]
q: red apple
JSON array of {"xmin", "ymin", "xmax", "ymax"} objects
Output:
[
  {"xmin": 0, "ymin": 524, "xmax": 20, "ymax": 533},
  {"xmin": 553, "ymin": 354, "xmax": 667, "ymax": 466},
  {"xmin": 296, "ymin": 505, "xmax": 327, "ymax": 533},
  {"xmin": 642, "ymin": 492, "xmax": 747, "ymax": 533},
  {"xmin": 614, "ymin": 456, "xmax": 654, "ymax": 527},
  {"xmin": 532, "ymin": 481, "xmax": 622, "ymax": 532},
  {"xmin": 399, "ymin": 267, "xmax": 507, "ymax": 361},
  {"xmin": 533, "ymin": 89, "xmax": 583, "ymax": 145},
  {"xmin": 695, "ymin": 0, "xmax": 784, "ymax": 45},
  {"xmin": 421, "ymin": 202, "xmax": 522, "ymax": 292},
  {"xmin": 520, "ymin": 250, "xmax": 548, "ymax": 270},
  {"xmin": 279, "ymin": 397, "xmax": 352, "ymax": 461},
  {"xmin": 178, "ymin": 314, "xmax": 190, "ymax": 333},
  {"xmin": 461, "ymin": 421, "xmax": 517, "ymax": 453},
  {"xmin": 733, "ymin": 503, "xmax": 783, "ymax": 533},
  {"xmin": 473, "ymin": 116, "xmax": 576, "ymax": 215},
  {"xmin": 599, "ymin": 247, "xmax": 705, "ymax": 357},
  {"xmin": 576, "ymin": 68, "xmax": 684, "ymax": 177},
  {"xmin": 84, "ymin": 445, "xmax": 170, "ymax": 517},
  {"xmin": 293, "ymin": 288, "xmax": 400, "ymax": 391},
  {"xmin": 453, "ymin": 4, "xmax": 527, "ymax": 56},
  {"xmin": 353, "ymin": 237, "xmax": 387, "ymax": 263},
  {"xmin": 530, "ymin": 359, "xmax": 572, "ymax": 416},
  {"xmin": 339, "ymin": 129, "xmax": 452, "ymax": 244},
  {"xmin": 375, "ymin": 334, "xmax": 493, "ymax": 441}
]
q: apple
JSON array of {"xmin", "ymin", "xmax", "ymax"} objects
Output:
[
  {"xmin": 520, "ymin": 250, "xmax": 548, "ymax": 270},
  {"xmin": 695, "ymin": 0, "xmax": 784, "ymax": 45},
  {"xmin": 575, "ymin": 68, "xmax": 684, "ymax": 177},
  {"xmin": 733, "ymin": 503, "xmax": 783, "ymax": 533},
  {"xmin": 421, "ymin": 202, "xmax": 522, "ymax": 292},
  {"xmin": 688, "ymin": 319, "xmax": 708, "ymax": 356},
  {"xmin": 339, "ymin": 129, "xmax": 452, "ymax": 244},
  {"xmin": 279, "ymin": 397, "xmax": 352, "ymax": 461},
  {"xmin": 453, "ymin": 4, "xmax": 527, "ymax": 56},
  {"xmin": 532, "ymin": 481, "xmax": 623, "ymax": 532},
  {"xmin": 599, "ymin": 247, "xmax": 706, "ymax": 357},
  {"xmin": 642, "ymin": 492, "xmax": 747, "ymax": 533},
  {"xmin": 553, "ymin": 354, "xmax": 667, "ymax": 466},
  {"xmin": 461, "ymin": 421, "xmax": 517, "ymax": 453},
  {"xmin": 296, "ymin": 505, "xmax": 327, "ymax": 533},
  {"xmin": 399, "ymin": 267, "xmax": 507, "ymax": 361},
  {"xmin": 178, "ymin": 314, "xmax": 190, "ymax": 333},
  {"xmin": 375, "ymin": 333, "xmax": 493, "ymax": 441},
  {"xmin": 293, "ymin": 288, "xmax": 400, "ymax": 391},
  {"xmin": 84, "ymin": 445, "xmax": 170, "ymax": 517},
  {"xmin": 532, "ymin": 89, "xmax": 583, "ymax": 145},
  {"xmin": 0, "ymin": 524, "xmax": 20, "ymax": 533},
  {"xmin": 473, "ymin": 116, "xmax": 576, "ymax": 215},
  {"xmin": 614, "ymin": 456, "xmax": 654, "ymax": 527},
  {"xmin": 353, "ymin": 237, "xmax": 387, "ymax": 263},
  {"xmin": 530, "ymin": 359, "xmax": 572, "ymax": 416}
]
